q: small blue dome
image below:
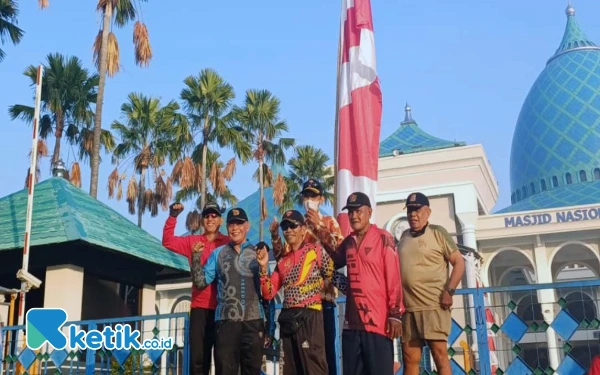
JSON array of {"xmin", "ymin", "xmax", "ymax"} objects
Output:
[{"xmin": 509, "ymin": 5, "xmax": 600, "ymax": 207}]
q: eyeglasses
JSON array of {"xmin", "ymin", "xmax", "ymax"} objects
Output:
[
  {"xmin": 280, "ymin": 222, "xmax": 300, "ymax": 231},
  {"xmin": 203, "ymin": 213, "xmax": 219, "ymax": 219}
]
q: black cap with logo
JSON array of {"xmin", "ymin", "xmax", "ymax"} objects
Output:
[
  {"xmin": 301, "ymin": 179, "xmax": 324, "ymax": 196},
  {"xmin": 226, "ymin": 207, "xmax": 248, "ymax": 223},
  {"xmin": 405, "ymin": 192, "xmax": 430, "ymax": 209},
  {"xmin": 202, "ymin": 201, "xmax": 222, "ymax": 216},
  {"xmin": 342, "ymin": 192, "xmax": 371, "ymax": 210},
  {"xmin": 280, "ymin": 209, "xmax": 305, "ymax": 226}
]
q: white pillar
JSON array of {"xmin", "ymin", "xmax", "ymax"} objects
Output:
[
  {"xmin": 44, "ymin": 265, "xmax": 84, "ymax": 320},
  {"xmin": 456, "ymin": 212, "xmax": 480, "ymax": 356},
  {"xmin": 533, "ymin": 236, "xmax": 560, "ymax": 369}
]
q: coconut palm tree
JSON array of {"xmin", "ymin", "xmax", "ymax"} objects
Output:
[
  {"xmin": 0, "ymin": 0, "xmax": 24, "ymax": 62},
  {"xmin": 277, "ymin": 145, "xmax": 334, "ymax": 214},
  {"xmin": 107, "ymin": 92, "xmax": 186, "ymax": 228},
  {"xmin": 9, "ymin": 53, "xmax": 114, "ymax": 187},
  {"xmin": 172, "ymin": 148, "xmax": 239, "ymax": 232},
  {"xmin": 233, "ymin": 89, "xmax": 295, "ymax": 241},
  {"xmin": 89, "ymin": 0, "xmax": 154, "ymax": 199},
  {"xmin": 176, "ymin": 68, "xmax": 252, "ymax": 213}
]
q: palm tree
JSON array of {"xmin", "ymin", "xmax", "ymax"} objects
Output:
[
  {"xmin": 89, "ymin": 0, "xmax": 153, "ymax": 199},
  {"xmin": 0, "ymin": 0, "xmax": 24, "ymax": 62},
  {"xmin": 233, "ymin": 89, "xmax": 295, "ymax": 241},
  {"xmin": 9, "ymin": 53, "xmax": 114, "ymax": 187},
  {"xmin": 172, "ymin": 148, "xmax": 239, "ymax": 232},
  {"xmin": 107, "ymin": 92, "xmax": 185, "ymax": 227},
  {"xmin": 177, "ymin": 68, "xmax": 252, "ymax": 213},
  {"xmin": 277, "ymin": 145, "xmax": 334, "ymax": 214}
]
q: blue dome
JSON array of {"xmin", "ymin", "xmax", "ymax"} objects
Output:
[{"xmin": 508, "ymin": 5, "xmax": 600, "ymax": 207}]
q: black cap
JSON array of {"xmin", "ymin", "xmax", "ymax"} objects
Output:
[
  {"xmin": 301, "ymin": 179, "xmax": 323, "ymax": 195},
  {"xmin": 226, "ymin": 207, "xmax": 248, "ymax": 223},
  {"xmin": 202, "ymin": 201, "xmax": 222, "ymax": 216},
  {"xmin": 342, "ymin": 192, "xmax": 371, "ymax": 210},
  {"xmin": 281, "ymin": 210, "xmax": 305, "ymax": 225},
  {"xmin": 405, "ymin": 192, "xmax": 430, "ymax": 209}
]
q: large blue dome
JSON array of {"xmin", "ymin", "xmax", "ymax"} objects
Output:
[{"xmin": 508, "ymin": 5, "xmax": 600, "ymax": 207}]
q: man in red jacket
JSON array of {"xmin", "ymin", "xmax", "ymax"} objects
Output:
[
  {"xmin": 329, "ymin": 192, "xmax": 404, "ymax": 375},
  {"xmin": 162, "ymin": 201, "xmax": 229, "ymax": 375}
]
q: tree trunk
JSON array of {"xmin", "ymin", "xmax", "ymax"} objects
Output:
[
  {"xmin": 137, "ymin": 168, "xmax": 146, "ymax": 228},
  {"xmin": 52, "ymin": 113, "xmax": 64, "ymax": 168},
  {"xmin": 258, "ymin": 137, "xmax": 264, "ymax": 242},
  {"xmin": 89, "ymin": 3, "xmax": 112, "ymax": 198},
  {"xmin": 200, "ymin": 113, "xmax": 210, "ymax": 213}
]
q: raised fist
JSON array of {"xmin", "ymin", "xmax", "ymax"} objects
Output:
[{"xmin": 169, "ymin": 203, "xmax": 184, "ymax": 217}]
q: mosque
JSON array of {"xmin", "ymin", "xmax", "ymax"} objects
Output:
[{"xmin": 153, "ymin": 3, "xmax": 600, "ymax": 374}]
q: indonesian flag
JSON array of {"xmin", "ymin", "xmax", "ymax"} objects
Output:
[{"xmin": 334, "ymin": 0, "xmax": 383, "ymax": 236}]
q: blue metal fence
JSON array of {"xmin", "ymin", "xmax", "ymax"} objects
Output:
[{"xmin": 2, "ymin": 279, "xmax": 599, "ymax": 374}]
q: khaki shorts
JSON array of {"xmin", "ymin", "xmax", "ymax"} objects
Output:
[{"xmin": 402, "ymin": 309, "xmax": 451, "ymax": 342}]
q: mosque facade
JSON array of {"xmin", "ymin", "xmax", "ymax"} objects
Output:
[{"xmin": 155, "ymin": 4, "xmax": 600, "ymax": 374}]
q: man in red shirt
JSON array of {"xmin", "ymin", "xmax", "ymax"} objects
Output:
[
  {"xmin": 329, "ymin": 192, "xmax": 404, "ymax": 375},
  {"xmin": 162, "ymin": 201, "xmax": 229, "ymax": 375}
]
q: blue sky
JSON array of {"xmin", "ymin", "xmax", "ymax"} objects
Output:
[{"xmin": 2, "ymin": 0, "xmax": 599, "ymax": 239}]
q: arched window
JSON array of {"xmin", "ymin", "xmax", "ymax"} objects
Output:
[
  {"xmin": 594, "ymin": 168, "xmax": 600, "ymax": 180},
  {"xmin": 171, "ymin": 296, "xmax": 192, "ymax": 347},
  {"xmin": 565, "ymin": 173, "xmax": 572, "ymax": 184},
  {"xmin": 529, "ymin": 182, "xmax": 536, "ymax": 194},
  {"xmin": 579, "ymin": 170, "xmax": 587, "ymax": 182},
  {"xmin": 540, "ymin": 179, "xmax": 547, "ymax": 191},
  {"xmin": 552, "ymin": 176, "xmax": 559, "ymax": 187},
  {"xmin": 564, "ymin": 291, "xmax": 597, "ymax": 323},
  {"xmin": 517, "ymin": 295, "xmax": 543, "ymax": 323}
]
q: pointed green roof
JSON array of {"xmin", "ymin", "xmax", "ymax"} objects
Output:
[
  {"xmin": 0, "ymin": 177, "xmax": 188, "ymax": 271},
  {"xmin": 549, "ymin": 4, "xmax": 600, "ymax": 62},
  {"xmin": 379, "ymin": 104, "xmax": 465, "ymax": 157}
]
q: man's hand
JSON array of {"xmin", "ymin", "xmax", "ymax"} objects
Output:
[
  {"xmin": 192, "ymin": 241, "xmax": 205, "ymax": 253},
  {"xmin": 305, "ymin": 208, "xmax": 321, "ymax": 229},
  {"xmin": 263, "ymin": 334, "xmax": 273, "ymax": 348},
  {"xmin": 269, "ymin": 219, "xmax": 279, "ymax": 236},
  {"xmin": 386, "ymin": 318, "xmax": 402, "ymax": 339},
  {"xmin": 440, "ymin": 290, "xmax": 453, "ymax": 310},
  {"xmin": 257, "ymin": 247, "xmax": 269, "ymax": 268},
  {"xmin": 169, "ymin": 203, "xmax": 184, "ymax": 217}
]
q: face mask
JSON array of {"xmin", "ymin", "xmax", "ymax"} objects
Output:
[{"xmin": 304, "ymin": 200, "xmax": 320, "ymax": 212}]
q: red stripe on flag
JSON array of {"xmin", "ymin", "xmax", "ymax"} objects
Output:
[
  {"xmin": 336, "ymin": 212, "xmax": 351, "ymax": 238},
  {"xmin": 341, "ymin": 1, "xmax": 374, "ymax": 64},
  {"xmin": 337, "ymin": 81, "xmax": 382, "ymax": 179}
]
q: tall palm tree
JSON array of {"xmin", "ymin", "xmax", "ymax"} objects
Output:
[
  {"xmin": 0, "ymin": 0, "xmax": 24, "ymax": 62},
  {"xmin": 89, "ymin": 0, "xmax": 153, "ymax": 198},
  {"xmin": 107, "ymin": 92, "xmax": 185, "ymax": 227},
  {"xmin": 233, "ymin": 89, "xmax": 295, "ymax": 241},
  {"xmin": 277, "ymin": 145, "xmax": 334, "ymax": 214},
  {"xmin": 9, "ymin": 53, "xmax": 114, "ymax": 187},
  {"xmin": 177, "ymin": 68, "xmax": 252, "ymax": 213},
  {"xmin": 172, "ymin": 148, "xmax": 239, "ymax": 232}
]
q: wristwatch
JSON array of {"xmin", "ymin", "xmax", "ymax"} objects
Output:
[{"xmin": 446, "ymin": 287, "xmax": 456, "ymax": 296}]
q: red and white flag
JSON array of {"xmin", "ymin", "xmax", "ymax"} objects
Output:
[{"xmin": 334, "ymin": 0, "xmax": 383, "ymax": 236}]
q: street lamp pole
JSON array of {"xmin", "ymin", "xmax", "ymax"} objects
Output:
[{"xmin": 16, "ymin": 65, "xmax": 44, "ymax": 345}]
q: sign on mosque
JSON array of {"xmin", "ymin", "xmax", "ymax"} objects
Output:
[{"xmin": 504, "ymin": 207, "xmax": 600, "ymax": 228}]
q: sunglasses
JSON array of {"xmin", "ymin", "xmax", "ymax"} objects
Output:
[
  {"xmin": 203, "ymin": 213, "xmax": 220, "ymax": 219},
  {"xmin": 280, "ymin": 222, "xmax": 300, "ymax": 231}
]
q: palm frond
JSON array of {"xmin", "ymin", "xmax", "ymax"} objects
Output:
[
  {"xmin": 133, "ymin": 21, "xmax": 152, "ymax": 67},
  {"xmin": 69, "ymin": 162, "xmax": 81, "ymax": 187}
]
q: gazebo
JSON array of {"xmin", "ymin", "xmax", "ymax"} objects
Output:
[{"xmin": 0, "ymin": 176, "xmax": 190, "ymax": 323}]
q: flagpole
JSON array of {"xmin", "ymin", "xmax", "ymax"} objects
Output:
[
  {"xmin": 16, "ymin": 64, "xmax": 44, "ymax": 344},
  {"xmin": 333, "ymin": 0, "xmax": 344, "ymax": 219}
]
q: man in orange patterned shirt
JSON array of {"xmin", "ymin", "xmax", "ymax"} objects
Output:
[
  {"xmin": 269, "ymin": 179, "xmax": 344, "ymax": 375},
  {"xmin": 259, "ymin": 210, "xmax": 346, "ymax": 374}
]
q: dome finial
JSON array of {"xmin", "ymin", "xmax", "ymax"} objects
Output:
[
  {"xmin": 566, "ymin": 2, "xmax": 575, "ymax": 16},
  {"xmin": 402, "ymin": 102, "xmax": 415, "ymax": 125}
]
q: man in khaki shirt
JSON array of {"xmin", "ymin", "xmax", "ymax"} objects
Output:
[{"xmin": 397, "ymin": 192, "xmax": 465, "ymax": 375}]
